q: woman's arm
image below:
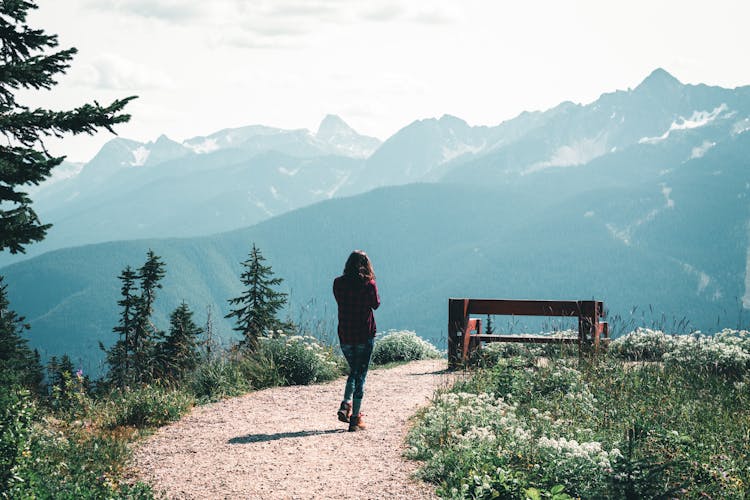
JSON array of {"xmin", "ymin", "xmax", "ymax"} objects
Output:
[{"xmin": 368, "ymin": 280, "xmax": 380, "ymax": 310}]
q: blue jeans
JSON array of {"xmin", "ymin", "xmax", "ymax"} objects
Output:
[{"xmin": 341, "ymin": 338, "xmax": 374, "ymax": 401}]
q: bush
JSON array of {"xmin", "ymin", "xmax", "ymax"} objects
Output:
[
  {"xmin": 188, "ymin": 356, "xmax": 252, "ymax": 402},
  {"xmin": 249, "ymin": 334, "xmax": 344, "ymax": 386},
  {"xmin": 609, "ymin": 328, "xmax": 676, "ymax": 361},
  {"xmin": 24, "ymin": 425, "xmax": 154, "ymax": 499},
  {"xmin": 664, "ymin": 334, "xmax": 750, "ymax": 377},
  {"xmin": 0, "ymin": 387, "xmax": 35, "ymax": 495},
  {"xmin": 715, "ymin": 328, "xmax": 750, "ymax": 352},
  {"xmin": 371, "ymin": 330, "xmax": 442, "ymax": 365},
  {"xmin": 100, "ymin": 386, "xmax": 194, "ymax": 429}
]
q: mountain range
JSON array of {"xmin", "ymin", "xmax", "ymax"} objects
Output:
[{"xmin": 3, "ymin": 68, "xmax": 750, "ymax": 374}]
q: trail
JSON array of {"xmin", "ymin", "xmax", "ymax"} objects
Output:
[{"xmin": 133, "ymin": 359, "xmax": 454, "ymax": 499}]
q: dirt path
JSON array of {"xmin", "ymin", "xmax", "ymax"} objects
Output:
[{"xmin": 133, "ymin": 359, "xmax": 454, "ymax": 499}]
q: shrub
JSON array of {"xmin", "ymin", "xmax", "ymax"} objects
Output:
[
  {"xmin": 469, "ymin": 342, "xmax": 536, "ymax": 367},
  {"xmin": 250, "ymin": 334, "xmax": 344, "ymax": 386},
  {"xmin": 371, "ymin": 330, "xmax": 442, "ymax": 365},
  {"xmin": 664, "ymin": 334, "xmax": 750, "ymax": 377},
  {"xmin": 188, "ymin": 356, "xmax": 252, "ymax": 402},
  {"xmin": 609, "ymin": 328, "xmax": 676, "ymax": 361},
  {"xmin": 24, "ymin": 425, "xmax": 154, "ymax": 499},
  {"xmin": 0, "ymin": 387, "xmax": 35, "ymax": 495},
  {"xmin": 100, "ymin": 386, "xmax": 194, "ymax": 429},
  {"xmin": 715, "ymin": 328, "xmax": 750, "ymax": 352}
]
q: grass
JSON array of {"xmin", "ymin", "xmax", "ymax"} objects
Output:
[{"xmin": 405, "ymin": 329, "xmax": 750, "ymax": 499}]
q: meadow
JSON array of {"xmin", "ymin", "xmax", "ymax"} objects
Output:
[{"xmin": 405, "ymin": 328, "xmax": 750, "ymax": 499}]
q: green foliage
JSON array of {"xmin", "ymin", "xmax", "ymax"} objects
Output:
[
  {"xmin": 46, "ymin": 358, "xmax": 92, "ymax": 417},
  {"xmin": 0, "ymin": 277, "xmax": 44, "ymax": 394},
  {"xmin": 187, "ymin": 355, "xmax": 252, "ymax": 402},
  {"xmin": 0, "ymin": 387, "xmax": 35, "ymax": 496},
  {"xmin": 156, "ymin": 301, "xmax": 203, "ymax": 382},
  {"xmin": 103, "ymin": 250, "xmax": 179, "ymax": 387},
  {"xmin": 22, "ymin": 424, "xmax": 154, "ymax": 499},
  {"xmin": 252, "ymin": 333, "xmax": 344, "ymax": 386},
  {"xmin": 609, "ymin": 327, "xmax": 677, "ymax": 361},
  {"xmin": 407, "ymin": 334, "xmax": 750, "ymax": 498},
  {"xmin": 610, "ymin": 328, "xmax": 750, "ymax": 377},
  {"xmin": 0, "ymin": 0, "xmax": 134, "ymax": 254},
  {"xmin": 371, "ymin": 330, "xmax": 442, "ymax": 365},
  {"xmin": 226, "ymin": 243, "xmax": 288, "ymax": 351},
  {"xmin": 100, "ymin": 386, "xmax": 194, "ymax": 429}
]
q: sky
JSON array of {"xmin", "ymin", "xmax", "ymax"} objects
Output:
[{"xmin": 24, "ymin": 0, "xmax": 750, "ymax": 163}]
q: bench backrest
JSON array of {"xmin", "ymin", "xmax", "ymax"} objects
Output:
[{"xmin": 448, "ymin": 298, "xmax": 606, "ymax": 367}]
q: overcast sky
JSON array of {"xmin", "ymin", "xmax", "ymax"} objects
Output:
[{"xmin": 25, "ymin": 0, "xmax": 750, "ymax": 162}]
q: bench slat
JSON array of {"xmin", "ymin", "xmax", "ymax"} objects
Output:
[
  {"xmin": 475, "ymin": 334, "xmax": 579, "ymax": 344},
  {"xmin": 465, "ymin": 299, "xmax": 601, "ymax": 317}
]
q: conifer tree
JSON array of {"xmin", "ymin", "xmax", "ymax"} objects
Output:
[
  {"xmin": 131, "ymin": 250, "xmax": 165, "ymax": 383},
  {"xmin": 45, "ymin": 354, "xmax": 73, "ymax": 394},
  {"xmin": 226, "ymin": 244, "xmax": 288, "ymax": 350},
  {"xmin": 0, "ymin": 0, "xmax": 135, "ymax": 254},
  {"xmin": 103, "ymin": 250, "xmax": 165, "ymax": 386},
  {"xmin": 0, "ymin": 276, "xmax": 42, "ymax": 392},
  {"xmin": 45, "ymin": 354, "xmax": 85, "ymax": 410},
  {"xmin": 104, "ymin": 266, "xmax": 138, "ymax": 387},
  {"xmin": 156, "ymin": 301, "xmax": 202, "ymax": 381}
]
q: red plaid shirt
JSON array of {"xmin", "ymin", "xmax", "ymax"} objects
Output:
[{"xmin": 333, "ymin": 276, "xmax": 380, "ymax": 345}]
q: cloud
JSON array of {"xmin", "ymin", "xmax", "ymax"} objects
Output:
[
  {"xmin": 72, "ymin": 54, "xmax": 175, "ymax": 90},
  {"xmin": 83, "ymin": 0, "xmax": 206, "ymax": 23},
  {"xmin": 267, "ymin": 1, "xmax": 343, "ymax": 19},
  {"xmin": 200, "ymin": 1, "xmax": 349, "ymax": 49},
  {"xmin": 411, "ymin": 7, "xmax": 456, "ymax": 25},
  {"xmin": 361, "ymin": 4, "xmax": 404, "ymax": 22}
]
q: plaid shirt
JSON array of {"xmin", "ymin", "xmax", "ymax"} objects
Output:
[{"xmin": 333, "ymin": 275, "xmax": 380, "ymax": 345}]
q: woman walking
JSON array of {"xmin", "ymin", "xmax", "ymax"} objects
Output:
[{"xmin": 333, "ymin": 250, "xmax": 380, "ymax": 432}]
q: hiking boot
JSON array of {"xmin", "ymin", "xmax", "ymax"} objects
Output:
[
  {"xmin": 337, "ymin": 401, "xmax": 352, "ymax": 423},
  {"xmin": 348, "ymin": 413, "xmax": 366, "ymax": 432}
]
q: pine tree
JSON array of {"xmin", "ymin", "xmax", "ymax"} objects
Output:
[
  {"xmin": 46, "ymin": 353, "xmax": 79, "ymax": 410},
  {"xmin": 0, "ymin": 0, "xmax": 135, "ymax": 254},
  {"xmin": 157, "ymin": 301, "xmax": 202, "ymax": 382},
  {"xmin": 104, "ymin": 266, "xmax": 138, "ymax": 387},
  {"xmin": 226, "ymin": 244, "xmax": 288, "ymax": 350},
  {"xmin": 486, "ymin": 314, "xmax": 495, "ymax": 335},
  {"xmin": 103, "ymin": 250, "xmax": 165, "ymax": 386},
  {"xmin": 131, "ymin": 250, "xmax": 165, "ymax": 383},
  {"xmin": 0, "ymin": 276, "xmax": 43, "ymax": 393}
]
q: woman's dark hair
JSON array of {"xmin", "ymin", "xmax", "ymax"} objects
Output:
[{"xmin": 343, "ymin": 250, "xmax": 375, "ymax": 283}]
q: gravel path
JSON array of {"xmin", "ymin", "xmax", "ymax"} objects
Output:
[{"xmin": 133, "ymin": 359, "xmax": 455, "ymax": 499}]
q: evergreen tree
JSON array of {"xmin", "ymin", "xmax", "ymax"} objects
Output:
[
  {"xmin": 45, "ymin": 354, "xmax": 84, "ymax": 411},
  {"xmin": 131, "ymin": 250, "xmax": 165, "ymax": 383},
  {"xmin": 156, "ymin": 301, "xmax": 202, "ymax": 382},
  {"xmin": 102, "ymin": 250, "xmax": 165, "ymax": 386},
  {"xmin": 226, "ymin": 244, "xmax": 288, "ymax": 350},
  {"xmin": 104, "ymin": 266, "xmax": 138, "ymax": 387},
  {"xmin": 486, "ymin": 314, "xmax": 495, "ymax": 335},
  {"xmin": 0, "ymin": 0, "xmax": 135, "ymax": 254},
  {"xmin": 0, "ymin": 276, "xmax": 42, "ymax": 393},
  {"xmin": 45, "ymin": 354, "xmax": 73, "ymax": 394}
]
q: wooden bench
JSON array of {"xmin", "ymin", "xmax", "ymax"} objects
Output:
[{"xmin": 448, "ymin": 298, "xmax": 608, "ymax": 368}]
